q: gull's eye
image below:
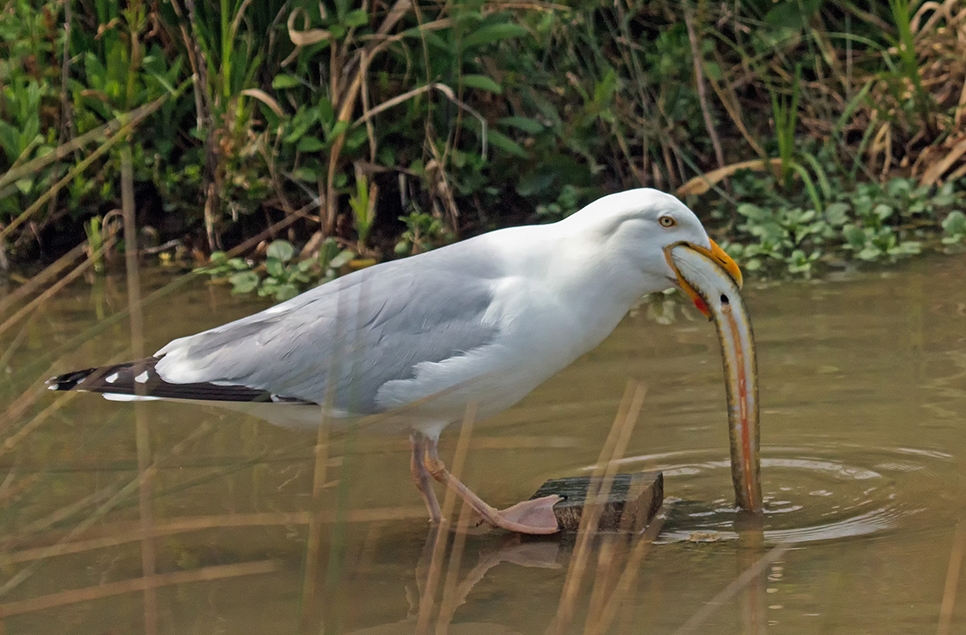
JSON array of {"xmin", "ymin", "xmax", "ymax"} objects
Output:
[{"xmin": 659, "ymin": 216, "xmax": 676, "ymax": 228}]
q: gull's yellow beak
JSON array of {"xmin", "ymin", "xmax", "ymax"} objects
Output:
[
  {"xmin": 665, "ymin": 239, "xmax": 743, "ymax": 319},
  {"xmin": 709, "ymin": 239, "xmax": 742, "ymax": 289}
]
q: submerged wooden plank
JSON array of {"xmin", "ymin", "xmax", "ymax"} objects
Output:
[{"xmin": 530, "ymin": 471, "xmax": 663, "ymax": 533}]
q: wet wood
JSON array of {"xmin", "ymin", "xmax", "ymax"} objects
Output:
[{"xmin": 530, "ymin": 471, "xmax": 663, "ymax": 533}]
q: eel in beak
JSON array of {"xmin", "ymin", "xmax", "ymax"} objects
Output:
[{"xmin": 664, "ymin": 241, "xmax": 763, "ymax": 514}]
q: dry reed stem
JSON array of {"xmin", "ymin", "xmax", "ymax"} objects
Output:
[
  {"xmin": 549, "ymin": 380, "xmax": 647, "ymax": 635},
  {"xmin": 583, "ymin": 535, "xmax": 619, "ymax": 630},
  {"xmin": 0, "ymin": 559, "xmax": 281, "ymax": 618},
  {"xmin": 0, "ymin": 508, "xmax": 427, "ymax": 567},
  {"xmin": 0, "ymin": 97, "xmax": 169, "ymax": 192},
  {"xmin": 937, "ymin": 521, "xmax": 966, "ymax": 635},
  {"xmin": 3, "ymin": 196, "xmax": 318, "ymax": 409},
  {"xmin": 120, "ymin": 158, "xmax": 159, "ymax": 635},
  {"xmin": 2, "ymin": 377, "xmax": 66, "ymax": 438},
  {"xmin": 584, "ymin": 431, "xmax": 665, "ymax": 632},
  {"xmin": 0, "ymin": 466, "xmax": 159, "ymax": 598},
  {"xmin": 416, "ymin": 402, "xmax": 477, "ymax": 634},
  {"xmin": 0, "ymin": 235, "xmax": 117, "ymax": 340},
  {"xmin": 0, "ymin": 101, "xmax": 168, "ymax": 244},
  {"xmin": 585, "ymin": 509, "xmax": 668, "ymax": 635},
  {"xmin": 0, "ymin": 242, "xmax": 86, "ymax": 321},
  {"xmin": 677, "ymin": 158, "xmax": 783, "ymax": 197},
  {"xmin": 298, "ymin": 409, "xmax": 330, "ymax": 631},
  {"xmin": 353, "ymin": 84, "xmax": 487, "ymax": 146},
  {"xmin": 166, "ymin": 0, "xmax": 204, "ymax": 132},
  {"xmin": 671, "ymin": 544, "xmax": 791, "ymax": 635},
  {"xmin": 321, "ymin": 0, "xmax": 412, "ymax": 233},
  {"xmin": 3, "ymin": 434, "xmax": 579, "ymax": 472},
  {"xmin": 441, "ymin": 436, "xmax": 579, "ymax": 451},
  {"xmin": 1, "ymin": 431, "xmax": 421, "ymax": 545},
  {"xmin": 11, "ymin": 477, "xmax": 127, "ymax": 538},
  {"xmin": 704, "ymin": 65, "xmax": 766, "ymax": 159},
  {"xmin": 0, "ymin": 390, "xmax": 79, "ymax": 462},
  {"xmin": 0, "ymin": 313, "xmax": 33, "ymax": 372},
  {"xmin": 0, "ymin": 417, "xmax": 222, "ymax": 595},
  {"xmin": 0, "ymin": 473, "xmax": 42, "ymax": 507},
  {"xmin": 0, "ymin": 354, "xmax": 126, "ymax": 517},
  {"xmin": 360, "ymin": 49, "xmax": 377, "ymax": 163},
  {"xmin": 922, "ymin": 138, "xmax": 966, "ymax": 185},
  {"xmin": 682, "ymin": 0, "xmax": 727, "ymax": 188},
  {"xmin": 434, "ymin": 498, "xmax": 475, "ymax": 634},
  {"xmin": 438, "ymin": 534, "xmax": 561, "ymax": 633},
  {"xmin": 0, "ymin": 466, "xmax": 16, "ymax": 498}
]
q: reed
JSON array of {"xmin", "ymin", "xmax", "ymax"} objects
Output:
[
  {"xmin": 0, "ymin": 560, "xmax": 281, "ymax": 619},
  {"xmin": 937, "ymin": 522, "xmax": 966, "ymax": 635},
  {"xmin": 549, "ymin": 380, "xmax": 648, "ymax": 635}
]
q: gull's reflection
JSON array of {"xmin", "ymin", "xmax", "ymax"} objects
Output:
[
  {"xmin": 347, "ymin": 528, "xmax": 563, "ymax": 635},
  {"xmin": 339, "ymin": 502, "xmax": 667, "ymax": 635}
]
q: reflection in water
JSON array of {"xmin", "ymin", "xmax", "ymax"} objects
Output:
[{"xmin": 1, "ymin": 254, "xmax": 966, "ymax": 633}]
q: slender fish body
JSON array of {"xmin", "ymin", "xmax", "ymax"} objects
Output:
[{"xmin": 666, "ymin": 243, "xmax": 763, "ymax": 514}]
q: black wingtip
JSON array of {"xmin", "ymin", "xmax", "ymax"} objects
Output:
[
  {"xmin": 46, "ymin": 358, "xmax": 300, "ymax": 404},
  {"xmin": 46, "ymin": 368, "xmax": 98, "ymax": 391}
]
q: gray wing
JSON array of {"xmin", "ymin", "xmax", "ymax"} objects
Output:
[{"xmin": 154, "ymin": 254, "xmax": 500, "ymax": 413}]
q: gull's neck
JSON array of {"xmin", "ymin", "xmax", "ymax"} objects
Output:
[{"xmin": 523, "ymin": 219, "xmax": 656, "ymax": 354}]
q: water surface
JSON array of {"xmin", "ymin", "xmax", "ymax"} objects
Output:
[{"xmin": 1, "ymin": 253, "xmax": 965, "ymax": 634}]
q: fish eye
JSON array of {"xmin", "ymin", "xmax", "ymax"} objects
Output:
[{"xmin": 659, "ymin": 216, "xmax": 676, "ymax": 228}]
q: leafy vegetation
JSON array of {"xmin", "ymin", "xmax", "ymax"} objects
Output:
[
  {"xmin": 1, "ymin": 0, "xmax": 965, "ymax": 283},
  {"xmin": 200, "ymin": 238, "xmax": 355, "ymax": 300},
  {"xmin": 717, "ymin": 173, "xmax": 966, "ymax": 276}
]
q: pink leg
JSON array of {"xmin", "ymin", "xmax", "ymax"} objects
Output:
[
  {"xmin": 410, "ymin": 432, "xmax": 441, "ymax": 523},
  {"xmin": 422, "ymin": 437, "xmax": 561, "ymax": 535}
]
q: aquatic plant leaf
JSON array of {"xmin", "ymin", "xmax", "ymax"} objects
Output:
[
  {"xmin": 267, "ymin": 240, "xmax": 295, "ymax": 262},
  {"xmin": 461, "ymin": 74, "xmax": 502, "ymax": 94},
  {"xmin": 462, "ymin": 23, "xmax": 529, "ymax": 49},
  {"xmin": 486, "ymin": 130, "xmax": 528, "ymax": 158},
  {"xmin": 272, "ymin": 74, "xmax": 301, "ymax": 89},
  {"xmin": 499, "ymin": 116, "xmax": 543, "ymax": 134},
  {"xmin": 942, "ymin": 211, "xmax": 966, "ymax": 238},
  {"xmin": 229, "ymin": 271, "xmax": 260, "ymax": 294},
  {"xmin": 297, "ymin": 136, "xmax": 325, "ymax": 153},
  {"xmin": 266, "ymin": 258, "xmax": 285, "ymax": 278}
]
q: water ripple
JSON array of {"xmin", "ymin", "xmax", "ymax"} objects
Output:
[{"xmin": 610, "ymin": 445, "xmax": 958, "ymax": 544}]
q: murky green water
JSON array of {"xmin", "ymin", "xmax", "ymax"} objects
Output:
[{"xmin": 1, "ymin": 253, "xmax": 966, "ymax": 634}]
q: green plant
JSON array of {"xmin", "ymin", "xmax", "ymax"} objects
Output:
[
  {"xmin": 199, "ymin": 238, "xmax": 356, "ymax": 300},
  {"xmin": 166, "ymin": 0, "xmax": 283, "ymax": 248},
  {"xmin": 82, "ymin": 211, "xmax": 122, "ymax": 273},
  {"xmin": 718, "ymin": 172, "xmax": 966, "ymax": 276},
  {"xmin": 725, "ymin": 203, "xmax": 831, "ymax": 275},
  {"xmin": 770, "ymin": 66, "xmax": 801, "ymax": 189},
  {"xmin": 534, "ymin": 184, "xmax": 584, "ymax": 220},
  {"xmin": 318, "ymin": 237, "xmax": 356, "ymax": 282},
  {"xmin": 258, "ymin": 239, "xmax": 313, "ymax": 300},
  {"xmin": 0, "ymin": 1, "xmax": 66, "ymax": 228},
  {"xmin": 348, "ymin": 170, "xmax": 375, "ymax": 250},
  {"xmin": 199, "ymin": 240, "xmax": 309, "ymax": 301},
  {"xmin": 83, "ymin": 215, "xmax": 106, "ymax": 273},
  {"xmin": 942, "ymin": 211, "xmax": 966, "ymax": 245},
  {"xmin": 887, "ymin": 0, "xmax": 934, "ymax": 133},
  {"xmin": 394, "ymin": 211, "xmax": 452, "ymax": 256}
]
